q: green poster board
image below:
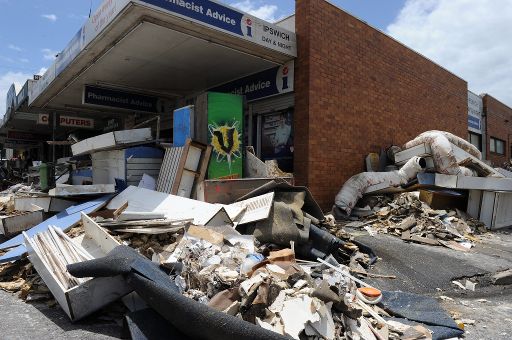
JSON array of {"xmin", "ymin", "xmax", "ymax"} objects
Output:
[{"xmin": 207, "ymin": 92, "xmax": 243, "ymax": 179}]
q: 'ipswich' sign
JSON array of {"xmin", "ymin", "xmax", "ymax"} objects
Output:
[{"xmin": 139, "ymin": 0, "xmax": 296, "ymax": 56}]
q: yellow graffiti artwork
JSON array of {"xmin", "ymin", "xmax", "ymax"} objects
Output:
[{"xmin": 208, "ymin": 122, "xmax": 242, "ymax": 174}]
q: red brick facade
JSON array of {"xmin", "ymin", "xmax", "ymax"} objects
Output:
[
  {"xmin": 294, "ymin": 0, "xmax": 468, "ymax": 210},
  {"xmin": 483, "ymin": 95, "xmax": 512, "ymax": 166}
]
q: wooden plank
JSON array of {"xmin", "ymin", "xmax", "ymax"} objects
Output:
[
  {"xmin": 450, "ymin": 144, "xmax": 504, "ymax": 178},
  {"xmin": 456, "ymin": 175, "xmax": 512, "ymax": 191},
  {"xmin": 80, "ymin": 213, "xmax": 120, "ymax": 254},
  {"xmin": 195, "ymin": 145, "xmax": 212, "ymax": 199},
  {"xmin": 14, "ymin": 197, "xmax": 51, "ymax": 212},
  {"xmin": 228, "ymin": 192, "xmax": 274, "ymax": 225},
  {"xmin": 126, "ymin": 163, "xmax": 162, "ymax": 170},
  {"xmin": 106, "ymin": 186, "xmax": 235, "ymax": 226}
]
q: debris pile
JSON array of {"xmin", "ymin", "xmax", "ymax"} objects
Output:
[
  {"xmin": 0, "ymin": 260, "xmax": 51, "ymax": 302},
  {"xmin": 345, "ymin": 192, "xmax": 486, "ymax": 251},
  {"xmin": 0, "ymin": 129, "xmax": 476, "ymax": 339}
]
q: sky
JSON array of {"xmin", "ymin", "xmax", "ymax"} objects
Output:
[{"xmin": 0, "ymin": 0, "xmax": 511, "ymax": 115}]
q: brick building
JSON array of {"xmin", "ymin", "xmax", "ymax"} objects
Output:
[
  {"xmin": 482, "ymin": 95, "xmax": 512, "ymax": 166},
  {"xmin": 294, "ymin": 0, "xmax": 467, "ymax": 209}
]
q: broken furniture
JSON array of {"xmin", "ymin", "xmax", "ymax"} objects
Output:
[
  {"xmin": 0, "ymin": 194, "xmax": 113, "ymax": 263},
  {"xmin": 24, "ymin": 213, "xmax": 131, "ymax": 321},
  {"xmin": 156, "ymin": 139, "xmax": 211, "ymax": 198},
  {"xmin": 0, "ymin": 205, "xmax": 43, "ymax": 236}
]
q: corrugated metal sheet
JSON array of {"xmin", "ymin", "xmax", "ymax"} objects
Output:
[{"xmin": 156, "ymin": 146, "xmax": 184, "ymax": 193}]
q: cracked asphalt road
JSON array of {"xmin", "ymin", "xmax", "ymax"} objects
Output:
[{"xmin": 352, "ymin": 227, "xmax": 512, "ymax": 340}]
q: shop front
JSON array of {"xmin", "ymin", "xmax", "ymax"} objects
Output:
[{"xmin": 0, "ymin": 0, "xmax": 296, "ymax": 171}]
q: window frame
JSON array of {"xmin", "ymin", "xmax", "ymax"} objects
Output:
[
  {"xmin": 490, "ymin": 137, "xmax": 506, "ymax": 155},
  {"xmin": 468, "ymin": 132, "xmax": 482, "ymax": 152}
]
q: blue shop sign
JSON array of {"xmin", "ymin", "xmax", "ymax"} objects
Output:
[
  {"xmin": 468, "ymin": 115, "xmax": 481, "ymax": 131},
  {"xmin": 211, "ymin": 61, "xmax": 294, "ymax": 101}
]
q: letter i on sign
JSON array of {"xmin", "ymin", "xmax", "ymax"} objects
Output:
[
  {"xmin": 245, "ymin": 18, "xmax": 252, "ymax": 37},
  {"xmin": 282, "ymin": 66, "xmax": 289, "ymax": 90}
]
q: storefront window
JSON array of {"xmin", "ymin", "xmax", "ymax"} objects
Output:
[
  {"xmin": 468, "ymin": 132, "xmax": 482, "ymax": 151},
  {"xmin": 490, "ymin": 137, "xmax": 505, "ymax": 155},
  {"xmin": 260, "ymin": 110, "xmax": 294, "ymax": 172}
]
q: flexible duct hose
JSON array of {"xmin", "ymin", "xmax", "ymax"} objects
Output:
[{"xmin": 334, "ymin": 156, "xmax": 427, "ymax": 217}]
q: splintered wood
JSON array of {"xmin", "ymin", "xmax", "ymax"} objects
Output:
[{"xmin": 23, "ymin": 226, "xmax": 93, "ymax": 290}]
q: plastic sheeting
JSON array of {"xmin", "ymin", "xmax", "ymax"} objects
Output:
[{"xmin": 334, "ymin": 157, "xmax": 427, "ymax": 217}]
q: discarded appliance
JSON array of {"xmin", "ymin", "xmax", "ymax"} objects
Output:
[{"xmin": 92, "ymin": 146, "xmax": 164, "ymax": 187}]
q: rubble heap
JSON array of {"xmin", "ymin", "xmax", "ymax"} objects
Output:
[{"xmin": 345, "ymin": 192, "xmax": 486, "ymax": 251}]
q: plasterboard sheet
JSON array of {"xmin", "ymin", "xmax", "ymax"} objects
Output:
[
  {"xmin": 228, "ymin": 192, "xmax": 274, "ymax": 225},
  {"xmin": 107, "ymin": 186, "xmax": 239, "ymax": 226}
]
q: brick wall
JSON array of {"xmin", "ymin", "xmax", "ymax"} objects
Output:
[
  {"xmin": 294, "ymin": 0, "xmax": 468, "ymax": 211},
  {"xmin": 483, "ymin": 95, "xmax": 512, "ymax": 166}
]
